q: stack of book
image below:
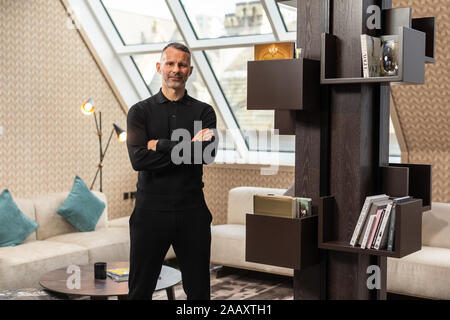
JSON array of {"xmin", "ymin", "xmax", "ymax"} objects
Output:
[
  {"xmin": 350, "ymin": 194, "xmax": 412, "ymax": 251},
  {"xmin": 106, "ymin": 267, "xmax": 129, "ymax": 282},
  {"xmin": 253, "ymin": 194, "xmax": 312, "ymax": 219}
]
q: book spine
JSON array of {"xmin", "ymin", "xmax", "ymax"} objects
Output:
[
  {"xmin": 367, "ymin": 209, "xmax": 383, "ymax": 249},
  {"xmin": 370, "ymin": 209, "xmax": 385, "ymax": 249},
  {"xmin": 361, "ymin": 215, "xmax": 375, "ymax": 249},
  {"xmin": 387, "ymin": 205, "xmax": 397, "ymax": 251},
  {"xmin": 361, "ymin": 35, "xmax": 370, "ymax": 78},
  {"xmin": 350, "ymin": 197, "xmax": 371, "ymax": 246},
  {"xmin": 373, "ymin": 202, "xmax": 392, "ymax": 250}
]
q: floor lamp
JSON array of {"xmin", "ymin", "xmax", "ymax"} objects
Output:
[{"xmin": 81, "ymin": 98, "xmax": 127, "ymax": 192}]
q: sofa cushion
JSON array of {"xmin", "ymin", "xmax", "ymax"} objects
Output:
[
  {"xmin": 108, "ymin": 216, "xmax": 130, "ymax": 228},
  {"xmin": 0, "ymin": 190, "xmax": 39, "ymax": 247},
  {"xmin": 45, "ymin": 228, "xmax": 130, "ymax": 263},
  {"xmin": 422, "ymin": 202, "xmax": 450, "ymax": 249},
  {"xmin": 34, "ymin": 191, "xmax": 108, "ymax": 240},
  {"xmin": 211, "ymin": 224, "xmax": 293, "ymax": 277},
  {"xmin": 387, "ymin": 246, "xmax": 450, "ymax": 299},
  {"xmin": 56, "ymin": 176, "xmax": 105, "ymax": 232},
  {"xmin": 14, "ymin": 198, "xmax": 37, "ymax": 243},
  {"xmin": 227, "ymin": 187, "xmax": 287, "ymax": 225},
  {"xmin": 0, "ymin": 240, "xmax": 88, "ymax": 290}
]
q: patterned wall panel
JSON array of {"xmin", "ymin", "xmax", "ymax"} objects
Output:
[
  {"xmin": 391, "ymin": 0, "xmax": 450, "ymax": 203},
  {"xmin": 0, "ymin": 0, "xmax": 137, "ymax": 219}
]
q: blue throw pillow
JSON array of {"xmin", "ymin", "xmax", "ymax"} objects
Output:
[
  {"xmin": 57, "ymin": 176, "xmax": 105, "ymax": 232},
  {"xmin": 0, "ymin": 189, "xmax": 39, "ymax": 247}
]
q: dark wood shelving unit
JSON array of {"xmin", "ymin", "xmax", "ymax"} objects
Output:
[
  {"xmin": 246, "ymin": 214, "xmax": 319, "ymax": 269},
  {"xmin": 319, "ymin": 196, "xmax": 423, "ymax": 258},
  {"xmin": 381, "ymin": 163, "xmax": 432, "ymax": 211},
  {"xmin": 245, "ymin": 0, "xmax": 435, "ymax": 300},
  {"xmin": 320, "ymin": 27, "xmax": 426, "ymax": 84},
  {"xmin": 247, "ymin": 58, "xmax": 320, "ymax": 111}
]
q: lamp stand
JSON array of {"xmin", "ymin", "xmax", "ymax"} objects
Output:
[{"xmin": 90, "ymin": 111, "xmax": 115, "ymax": 192}]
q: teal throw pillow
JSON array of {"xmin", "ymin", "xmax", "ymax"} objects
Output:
[
  {"xmin": 57, "ymin": 176, "xmax": 105, "ymax": 232},
  {"xmin": 0, "ymin": 189, "xmax": 39, "ymax": 247}
]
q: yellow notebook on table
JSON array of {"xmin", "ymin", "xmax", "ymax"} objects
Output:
[{"xmin": 253, "ymin": 194, "xmax": 297, "ymax": 219}]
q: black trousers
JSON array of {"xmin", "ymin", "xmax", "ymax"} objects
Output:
[{"xmin": 128, "ymin": 204, "xmax": 212, "ymax": 300}]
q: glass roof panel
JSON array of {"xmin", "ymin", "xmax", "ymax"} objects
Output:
[
  {"xmin": 180, "ymin": 0, "xmax": 272, "ymax": 39},
  {"xmin": 101, "ymin": 0, "xmax": 183, "ymax": 45},
  {"xmin": 276, "ymin": 1, "xmax": 297, "ymax": 32}
]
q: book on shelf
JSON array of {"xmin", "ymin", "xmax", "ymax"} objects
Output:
[
  {"xmin": 106, "ymin": 267, "xmax": 129, "ymax": 282},
  {"xmin": 361, "ymin": 215, "xmax": 376, "ymax": 249},
  {"xmin": 350, "ymin": 194, "xmax": 389, "ymax": 246},
  {"xmin": 361, "ymin": 34, "xmax": 382, "ymax": 78},
  {"xmin": 357, "ymin": 198, "xmax": 391, "ymax": 246},
  {"xmin": 254, "ymin": 42, "xmax": 295, "ymax": 61},
  {"xmin": 366, "ymin": 208, "xmax": 385, "ymax": 249},
  {"xmin": 386, "ymin": 196, "xmax": 413, "ymax": 251},
  {"xmin": 297, "ymin": 197, "xmax": 312, "ymax": 218},
  {"xmin": 361, "ymin": 34, "xmax": 400, "ymax": 78},
  {"xmin": 253, "ymin": 194, "xmax": 312, "ymax": 219},
  {"xmin": 373, "ymin": 201, "xmax": 394, "ymax": 250},
  {"xmin": 254, "ymin": 194, "xmax": 297, "ymax": 219}
]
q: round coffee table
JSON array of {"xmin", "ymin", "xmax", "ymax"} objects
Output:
[{"xmin": 39, "ymin": 262, "xmax": 181, "ymax": 300}]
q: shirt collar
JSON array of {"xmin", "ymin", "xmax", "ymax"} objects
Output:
[{"xmin": 155, "ymin": 88, "xmax": 191, "ymax": 105}]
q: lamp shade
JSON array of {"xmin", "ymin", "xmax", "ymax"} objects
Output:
[
  {"xmin": 113, "ymin": 123, "xmax": 127, "ymax": 142},
  {"xmin": 81, "ymin": 98, "xmax": 95, "ymax": 115}
]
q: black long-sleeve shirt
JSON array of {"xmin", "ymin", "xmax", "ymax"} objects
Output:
[{"xmin": 126, "ymin": 89, "xmax": 218, "ymax": 211}]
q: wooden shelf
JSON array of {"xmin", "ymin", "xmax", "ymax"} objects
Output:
[
  {"xmin": 320, "ymin": 27, "xmax": 426, "ymax": 85},
  {"xmin": 247, "ymin": 58, "xmax": 320, "ymax": 111},
  {"xmin": 382, "ymin": 8, "xmax": 435, "ymax": 64},
  {"xmin": 319, "ymin": 196, "xmax": 423, "ymax": 259},
  {"xmin": 246, "ymin": 213, "xmax": 319, "ymax": 270},
  {"xmin": 381, "ymin": 163, "xmax": 432, "ymax": 211},
  {"xmin": 412, "ymin": 17, "xmax": 436, "ymax": 64}
]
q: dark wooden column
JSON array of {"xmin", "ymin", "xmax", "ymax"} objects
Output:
[
  {"xmin": 293, "ymin": 0, "xmax": 329, "ymax": 300},
  {"xmin": 294, "ymin": 0, "xmax": 392, "ymax": 299}
]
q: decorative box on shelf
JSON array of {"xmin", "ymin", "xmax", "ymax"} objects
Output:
[
  {"xmin": 245, "ymin": 213, "xmax": 319, "ymax": 270},
  {"xmin": 247, "ymin": 58, "xmax": 320, "ymax": 111}
]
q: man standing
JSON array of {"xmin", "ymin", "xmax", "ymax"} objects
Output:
[{"xmin": 126, "ymin": 42, "xmax": 218, "ymax": 300}]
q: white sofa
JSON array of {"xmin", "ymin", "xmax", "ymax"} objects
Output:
[
  {"xmin": 0, "ymin": 191, "xmax": 128, "ymax": 290},
  {"xmin": 0, "ymin": 192, "xmax": 176, "ymax": 291},
  {"xmin": 213, "ymin": 186, "xmax": 450, "ymax": 299},
  {"xmin": 387, "ymin": 202, "xmax": 450, "ymax": 299}
]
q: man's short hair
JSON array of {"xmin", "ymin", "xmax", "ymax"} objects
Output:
[{"xmin": 161, "ymin": 42, "xmax": 191, "ymax": 64}]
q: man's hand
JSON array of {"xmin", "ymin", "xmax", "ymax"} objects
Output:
[
  {"xmin": 191, "ymin": 128, "xmax": 214, "ymax": 142},
  {"xmin": 147, "ymin": 139, "xmax": 158, "ymax": 151}
]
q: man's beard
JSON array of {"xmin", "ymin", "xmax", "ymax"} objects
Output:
[{"xmin": 165, "ymin": 76, "xmax": 186, "ymax": 89}]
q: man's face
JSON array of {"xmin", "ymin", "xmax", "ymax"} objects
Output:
[{"xmin": 156, "ymin": 47, "xmax": 193, "ymax": 90}]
